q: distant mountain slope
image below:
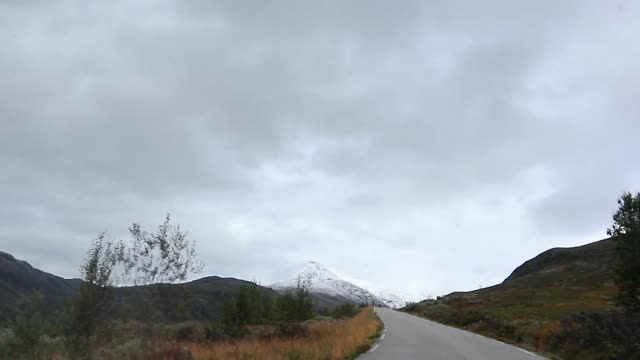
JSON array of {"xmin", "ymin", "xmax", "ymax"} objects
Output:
[
  {"xmin": 376, "ymin": 292, "xmax": 407, "ymax": 309},
  {"xmin": 112, "ymin": 276, "xmax": 278, "ymax": 322},
  {"xmin": 269, "ymin": 261, "xmax": 385, "ymax": 308},
  {"xmin": 502, "ymin": 237, "xmax": 615, "ymax": 288},
  {"xmin": 433, "ymin": 238, "xmax": 616, "ymax": 304},
  {"xmin": 0, "ymin": 251, "xmax": 276, "ymax": 324}
]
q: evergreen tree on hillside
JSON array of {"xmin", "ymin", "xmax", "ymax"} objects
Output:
[
  {"xmin": 278, "ymin": 276, "xmax": 314, "ymax": 321},
  {"xmin": 221, "ymin": 298, "xmax": 239, "ymax": 326},
  {"xmin": 607, "ymin": 192, "xmax": 640, "ymax": 312},
  {"xmin": 222, "ymin": 283, "xmax": 278, "ymax": 326},
  {"xmin": 236, "ymin": 284, "xmax": 265, "ymax": 324},
  {"xmin": 223, "ymin": 279, "xmax": 314, "ymax": 325}
]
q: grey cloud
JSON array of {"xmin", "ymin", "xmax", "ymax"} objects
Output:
[{"xmin": 1, "ymin": 0, "xmax": 639, "ymax": 298}]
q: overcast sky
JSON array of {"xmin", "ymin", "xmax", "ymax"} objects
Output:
[{"xmin": 1, "ymin": 0, "xmax": 639, "ymax": 300}]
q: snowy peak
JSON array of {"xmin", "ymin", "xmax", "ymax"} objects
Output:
[
  {"xmin": 375, "ymin": 292, "xmax": 407, "ymax": 309},
  {"xmin": 303, "ymin": 261, "xmax": 338, "ymax": 280},
  {"xmin": 270, "ymin": 261, "xmax": 385, "ymax": 306}
]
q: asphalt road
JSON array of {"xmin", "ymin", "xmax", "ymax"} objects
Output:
[{"xmin": 360, "ymin": 308, "xmax": 547, "ymax": 360}]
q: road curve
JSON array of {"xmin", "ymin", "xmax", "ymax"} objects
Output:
[{"xmin": 360, "ymin": 308, "xmax": 547, "ymax": 360}]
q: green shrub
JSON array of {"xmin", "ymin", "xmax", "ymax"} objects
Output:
[
  {"xmin": 223, "ymin": 281, "xmax": 314, "ymax": 326},
  {"xmin": 11, "ymin": 313, "xmax": 47, "ymax": 359},
  {"xmin": 276, "ymin": 289, "xmax": 313, "ymax": 322},
  {"xmin": 0, "ymin": 327, "xmax": 65, "ymax": 360}
]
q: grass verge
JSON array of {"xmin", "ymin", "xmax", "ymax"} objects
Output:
[
  {"xmin": 186, "ymin": 306, "xmax": 383, "ymax": 360},
  {"xmin": 346, "ymin": 309, "xmax": 384, "ymax": 360}
]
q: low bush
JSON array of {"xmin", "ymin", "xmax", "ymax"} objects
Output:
[
  {"xmin": 548, "ymin": 311, "xmax": 640, "ymax": 360},
  {"xmin": 203, "ymin": 323, "xmax": 227, "ymax": 342},
  {"xmin": 332, "ymin": 303, "xmax": 357, "ymax": 318},
  {"xmin": 0, "ymin": 325, "xmax": 65, "ymax": 360}
]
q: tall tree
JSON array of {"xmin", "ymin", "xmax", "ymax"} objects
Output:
[{"xmin": 607, "ymin": 192, "xmax": 640, "ymax": 312}]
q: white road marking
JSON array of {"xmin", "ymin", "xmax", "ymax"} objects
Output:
[
  {"xmin": 366, "ymin": 311, "xmax": 387, "ymax": 354},
  {"xmin": 516, "ymin": 348, "xmax": 539, "ymax": 357}
]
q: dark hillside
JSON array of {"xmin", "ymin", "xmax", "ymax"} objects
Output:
[
  {"xmin": 184, "ymin": 276, "xmax": 278, "ymax": 320},
  {"xmin": 503, "ymin": 238, "xmax": 615, "ymax": 288},
  {"xmin": 112, "ymin": 276, "xmax": 278, "ymax": 321},
  {"xmin": 0, "ymin": 251, "xmax": 276, "ymax": 324},
  {"xmin": 0, "ymin": 251, "xmax": 80, "ymax": 323}
]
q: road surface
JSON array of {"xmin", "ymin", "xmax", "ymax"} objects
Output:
[{"xmin": 360, "ymin": 308, "xmax": 547, "ymax": 360}]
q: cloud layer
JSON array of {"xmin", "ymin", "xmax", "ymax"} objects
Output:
[{"xmin": 2, "ymin": 0, "xmax": 639, "ymax": 299}]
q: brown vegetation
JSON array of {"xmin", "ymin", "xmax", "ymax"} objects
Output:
[{"xmin": 185, "ymin": 306, "xmax": 383, "ymax": 360}]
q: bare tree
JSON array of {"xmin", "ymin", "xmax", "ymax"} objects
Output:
[
  {"xmin": 120, "ymin": 213, "xmax": 204, "ymax": 286},
  {"xmin": 117, "ymin": 213, "xmax": 204, "ymax": 323},
  {"xmin": 65, "ymin": 215, "xmax": 205, "ymax": 357}
]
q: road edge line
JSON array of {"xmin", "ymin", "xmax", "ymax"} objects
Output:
[{"xmin": 366, "ymin": 307, "xmax": 387, "ymax": 354}]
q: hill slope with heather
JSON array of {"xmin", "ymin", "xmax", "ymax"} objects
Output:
[{"xmin": 404, "ymin": 238, "xmax": 631, "ymax": 359}]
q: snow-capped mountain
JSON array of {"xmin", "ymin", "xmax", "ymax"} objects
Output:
[
  {"xmin": 269, "ymin": 261, "xmax": 385, "ymax": 306},
  {"xmin": 375, "ymin": 291, "xmax": 407, "ymax": 309}
]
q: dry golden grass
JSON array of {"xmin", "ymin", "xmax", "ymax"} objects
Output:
[{"xmin": 186, "ymin": 307, "xmax": 383, "ymax": 360}]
